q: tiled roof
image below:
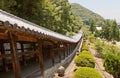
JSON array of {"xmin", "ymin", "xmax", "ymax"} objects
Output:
[{"xmin": 0, "ymin": 9, "xmax": 82, "ymax": 43}]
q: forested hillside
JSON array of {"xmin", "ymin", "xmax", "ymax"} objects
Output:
[
  {"xmin": 71, "ymin": 3, "xmax": 104, "ymax": 25},
  {"xmin": 0, "ymin": 0, "xmax": 83, "ymax": 36}
]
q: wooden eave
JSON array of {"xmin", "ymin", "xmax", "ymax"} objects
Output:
[
  {"xmin": 0, "ymin": 23, "xmax": 71, "ymax": 44},
  {"xmin": 0, "ymin": 10, "xmax": 82, "ymax": 44}
]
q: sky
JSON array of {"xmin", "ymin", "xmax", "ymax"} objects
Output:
[{"xmin": 68, "ymin": 0, "xmax": 120, "ymax": 23}]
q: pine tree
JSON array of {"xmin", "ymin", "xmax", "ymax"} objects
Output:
[
  {"xmin": 89, "ymin": 19, "xmax": 96, "ymax": 34},
  {"xmin": 109, "ymin": 20, "xmax": 119, "ymax": 41},
  {"xmin": 102, "ymin": 20, "xmax": 111, "ymax": 40}
]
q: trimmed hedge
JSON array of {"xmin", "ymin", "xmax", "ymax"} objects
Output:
[
  {"xmin": 82, "ymin": 44, "xmax": 89, "ymax": 51},
  {"xmin": 75, "ymin": 67, "xmax": 102, "ymax": 78},
  {"xmin": 81, "ymin": 50, "xmax": 90, "ymax": 54},
  {"xmin": 74, "ymin": 53, "xmax": 95, "ymax": 68}
]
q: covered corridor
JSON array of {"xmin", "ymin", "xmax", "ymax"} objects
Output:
[{"xmin": 0, "ymin": 10, "xmax": 82, "ymax": 78}]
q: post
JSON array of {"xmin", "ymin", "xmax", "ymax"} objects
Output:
[
  {"xmin": 63, "ymin": 45, "xmax": 65, "ymax": 59},
  {"xmin": 0, "ymin": 41, "xmax": 9, "ymax": 72},
  {"xmin": 20, "ymin": 43, "xmax": 27, "ymax": 66},
  {"xmin": 33, "ymin": 43, "xmax": 38, "ymax": 62},
  {"xmin": 70, "ymin": 44, "xmax": 72, "ymax": 53},
  {"xmin": 67, "ymin": 44, "xmax": 69, "ymax": 55},
  {"xmin": 50, "ymin": 45, "xmax": 54, "ymax": 66},
  {"xmin": 37, "ymin": 40, "xmax": 44, "ymax": 75},
  {"xmin": 8, "ymin": 32, "xmax": 21, "ymax": 78},
  {"xmin": 65, "ymin": 45, "xmax": 68, "ymax": 57},
  {"xmin": 57, "ymin": 44, "xmax": 61, "ymax": 62}
]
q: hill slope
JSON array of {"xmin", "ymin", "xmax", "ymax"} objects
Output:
[{"xmin": 71, "ymin": 3, "xmax": 104, "ymax": 24}]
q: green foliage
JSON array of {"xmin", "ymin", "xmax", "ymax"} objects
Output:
[
  {"xmin": 0, "ymin": 0, "xmax": 83, "ymax": 35},
  {"xmin": 82, "ymin": 44, "xmax": 89, "ymax": 51},
  {"xmin": 94, "ymin": 40, "xmax": 103, "ymax": 57},
  {"xmin": 88, "ymin": 34, "xmax": 95, "ymax": 43},
  {"xmin": 104, "ymin": 54, "xmax": 120, "ymax": 78},
  {"xmin": 102, "ymin": 19, "xmax": 119, "ymax": 41},
  {"xmin": 75, "ymin": 67, "xmax": 103, "ymax": 78},
  {"xmin": 89, "ymin": 19, "xmax": 96, "ymax": 34},
  {"xmin": 67, "ymin": 31, "xmax": 74, "ymax": 36},
  {"xmin": 81, "ymin": 50, "xmax": 90, "ymax": 54},
  {"xmin": 71, "ymin": 3, "xmax": 104, "ymax": 25},
  {"xmin": 102, "ymin": 19, "xmax": 111, "ymax": 40},
  {"xmin": 81, "ymin": 25, "xmax": 91, "ymax": 39},
  {"xmin": 94, "ymin": 39, "xmax": 120, "ymax": 78},
  {"xmin": 95, "ymin": 30, "xmax": 102, "ymax": 37},
  {"xmin": 109, "ymin": 20, "xmax": 119, "ymax": 41},
  {"xmin": 102, "ymin": 45, "xmax": 120, "ymax": 58},
  {"xmin": 74, "ymin": 53, "xmax": 95, "ymax": 68}
]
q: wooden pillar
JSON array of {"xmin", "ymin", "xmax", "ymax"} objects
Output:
[
  {"xmin": 8, "ymin": 32, "xmax": 21, "ymax": 78},
  {"xmin": 72, "ymin": 44, "xmax": 74, "ymax": 51},
  {"xmin": 0, "ymin": 41, "xmax": 9, "ymax": 72},
  {"xmin": 50, "ymin": 45, "xmax": 54, "ymax": 66},
  {"xmin": 33, "ymin": 43, "xmax": 38, "ymax": 62},
  {"xmin": 20, "ymin": 43, "xmax": 27, "ymax": 66},
  {"xmin": 57, "ymin": 45, "xmax": 61, "ymax": 62},
  {"xmin": 38, "ymin": 40, "xmax": 44, "ymax": 75},
  {"xmin": 63, "ymin": 45, "xmax": 65, "ymax": 59},
  {"xmin": 65, "ymin": 45, "xmax": 68, "ymax": 57},
  {"xmin": 71, "ymin": 44, "xmax": 72, "ymax": 53},
  {"xmin": 67, "ymin": 44, "xmax": 70, "ymax": 55},
  {"xmin": 67, "ymin": 44, "xmax": 69, "ymax": 55},
  {"xmin": 69, "ymin": 44, "xmax": 72, "ymax": 54}
]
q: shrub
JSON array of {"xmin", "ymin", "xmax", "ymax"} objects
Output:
[
  {"xmin": 104, "ymin": 54, "xmax": 120, "ymax": 78},
  {"xmin": 82, "ymin": 44, "xmax": 89, "ymax": 51},
  {"xmin": 74, "ymin": 53, "xmax": 95, "ymax": 68},
  {"xmin": 88, "ymin": 34, "xmax": 95, "ymax": 43},
  {"xmin": 94, "ymin": 40, "xmax": 103, "ymax": 57},
  {"xmin": 81, "ymin": 50, "xmax": 90, "ymax": 54},
  {"xmin": 102, "ymin": 44, "xmax": 120, "ymax": 58},
  {"xmin": 75, "ymin": 67, "xmax": 102, "ymax": 78}
]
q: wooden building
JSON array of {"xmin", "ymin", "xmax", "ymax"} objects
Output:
[{"xmin": 0, "ymin": 10, "xmax": 82, "ymax": 78}]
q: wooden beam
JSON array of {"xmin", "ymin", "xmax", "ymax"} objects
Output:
[
  {"xmin": 0, "ymin": 41, "xmax": 9, "ymax": 72},
  {"xmin": 0, "ymin": 54, "xmax": 11, "ymax": 58},
  {"xmin": 0, "ymin": 33, "xmax": 8, "ymax": 40},
  {"xmin": 8, "ymin": 32, "xmax": 21, "ymax": 78},
  {"xmin": 18, "ymin": 51, "xmax": 38, "ymax": 56},
  {"xmin": 37, "ymin": 40, "xmax": 44, "ymax": 75},
  {"xmin": 18, "ymin": 35, "xmax": 37, "ymax": 42}
]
